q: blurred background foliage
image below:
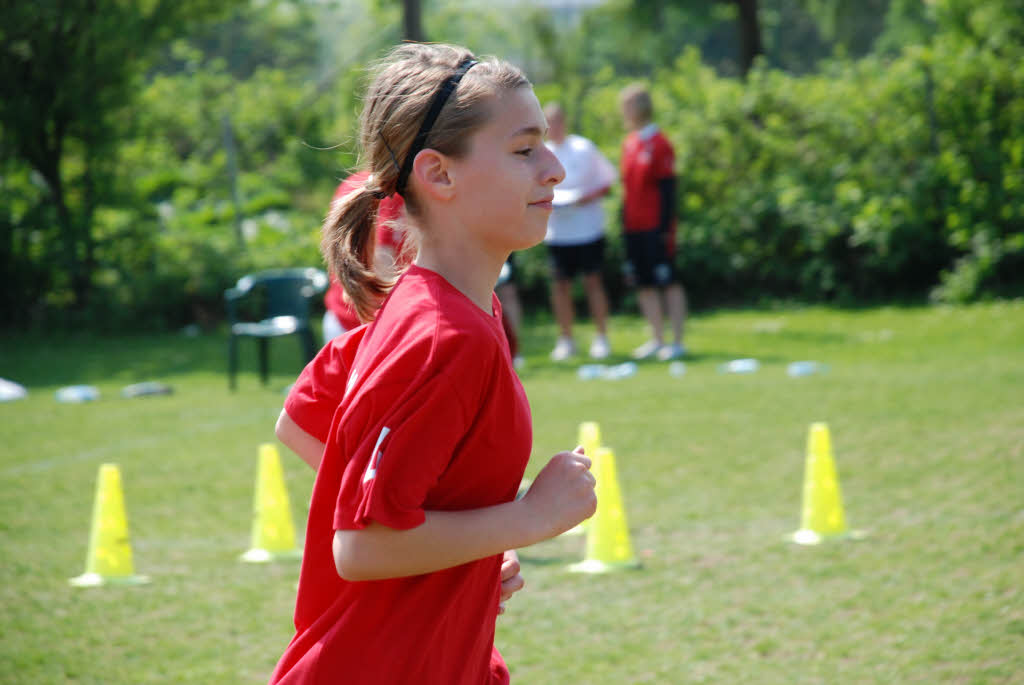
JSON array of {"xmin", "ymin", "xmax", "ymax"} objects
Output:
[{"xmin": 2, "ymin": 0, "xmax": 1022, "ymax": 331}]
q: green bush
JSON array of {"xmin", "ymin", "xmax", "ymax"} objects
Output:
[
  {"xmin": 641, "ymin": 33, "xmax": 1024, "ymax": 305},
  {"xmin": 523, "ymin": 14, "xmax": 1023, "ymax": 313},
  {"xmin": 6, "ymin": 1, "xmax": 1022, "ymax": 331}
]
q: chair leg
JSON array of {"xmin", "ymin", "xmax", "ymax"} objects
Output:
[
  {"xmin": 301, "ymin": 329, "xmax": 317, "ymax": 364},
  {"xmin": 259, "ymin": 338, "xmax": 269, "ymax": 386},
  {"xmin": 228, "ymin": 334, "xmax": 238, "ymax": 391}
]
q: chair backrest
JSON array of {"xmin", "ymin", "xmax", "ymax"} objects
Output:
[{"xmin": 232, "ymin": 268, "xmax": 328, "ymax": 320}]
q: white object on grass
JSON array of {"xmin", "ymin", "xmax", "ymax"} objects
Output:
[
  {"xmin": 577, "ymin": 362, "xmax": 637, "ymax": 381},
  {"xmin": 56, "ymin": 385, "xmax": 100, "ymax": 403},
  {"xmin": 121, "ymin": 382, "xmax": 174, "ymax": 398},
  {"xmin": 577, "ymin": 364, "xmax": 606, "ymax": 381},
  {"xmin": 787, "ymin": 361, "xmax": 828, "ymax": 377},
  {"xmin": 721, "ymin": 358, "xmax": 760, "ymax": 374},
  {"xmin": 0, "ymin": 378, "xmax": 28, "ymax": 402},
  {"xmin": 603, "ymin": 362, "xmax": 637, "ymax": 380}
]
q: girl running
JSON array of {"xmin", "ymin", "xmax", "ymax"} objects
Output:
[{"xmin": 270, "ymin": 43, "xmax": 596, "ymax": 684}]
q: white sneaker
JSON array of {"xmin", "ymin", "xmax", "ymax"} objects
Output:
[
  {"xmin": 550, "ymin": 337, "xmax": 576, "ymax": 361},
  {"xmin": 631, "ymin": 339, "xmax": 662, "ymax": 360},
  {"xmin": 589, "ymin": 335, "xmax": 611, "ymax": 360},
  {"xmin": 656, "ymin": 343, "xmax": 687, "ymax": 361}
]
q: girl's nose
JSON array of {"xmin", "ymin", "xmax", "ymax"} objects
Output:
[{"xmin": 543, "ymin": 146, "xmax": 565, "ymax": 186}]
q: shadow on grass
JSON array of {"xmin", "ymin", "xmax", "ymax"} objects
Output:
[
  {"xmin": 671, "ymin": 351, "xmax": 787, "ymax": 364},
  {"xmin": 0, "ymin": 331, "xmax": 313, "ymax": 389},
  {"xmin": 517, "ymin": 553, "xmax": 577, "ymax": 566},
  {"xmin": 752, "ymin": 329, "xmax": 849, "ymax": 345},
  {"xmin": 514, "ymin": 351, "xmax": 788, "ymax": 379}
]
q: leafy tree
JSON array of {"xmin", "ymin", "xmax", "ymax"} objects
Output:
[
  {"xmin": 0, "ymin": 0, "xmax": 242, "ymax": 318},
  {"xmin": 96, "ymin": 0, "xmax": 395, "ymax": 329}
]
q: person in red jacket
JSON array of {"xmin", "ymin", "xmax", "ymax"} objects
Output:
[
  {"xmin": 619, "ymin": 83, "xmax": 688, "ymax": 361},
  {"xmin": 268, "ymin": 43, "xmax": 596, "ymax": 685}
]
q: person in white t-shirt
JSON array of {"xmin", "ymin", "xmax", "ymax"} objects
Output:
[{"xmin": 543, "ymin": 103, "xmax": 617, "ymax": 361}]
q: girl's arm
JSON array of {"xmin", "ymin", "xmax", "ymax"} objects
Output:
[
  {"xmin": 333, "ymin": 449, "xmax": 595, "ymax": 581},
  {"xmin": 275, "ymin": 409, "xmax": 326, "ymax": 470},
  {"xmin": 577, "ymin": 184, "xmax": 612, "ymax": 205}
]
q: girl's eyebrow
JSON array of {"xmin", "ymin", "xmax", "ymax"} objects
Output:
[{"xmin": 509, "ymin": 125, "xmax": 546, "ymax": 139}]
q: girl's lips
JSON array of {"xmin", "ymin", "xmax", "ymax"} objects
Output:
[{"xmin": 529, "ymin": 199, "xmax": 554, "ymax": 210}]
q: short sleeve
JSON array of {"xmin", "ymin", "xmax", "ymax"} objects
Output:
[
  {"xmin": 284, "ymin": 326, "xmax": 367, "ymax": 443},
  {"xmin": 334, "ymin": 370, "xmax": 472, "ymax": 532},
  {"xmin": 653, "ymin": 136, "xmax": 675, "ymax": 179}
]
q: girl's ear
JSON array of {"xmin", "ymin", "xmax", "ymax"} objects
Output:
[{"xmin": 410, "ymin": 149, "xmax": 454, "ymax": 202}]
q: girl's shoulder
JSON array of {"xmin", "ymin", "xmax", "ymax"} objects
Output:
[{"xmin": 361, "ymin": 268, "xmax": 505, "ymax": 376}]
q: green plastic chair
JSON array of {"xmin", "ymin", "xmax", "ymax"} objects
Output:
[{"xmin": 225, "ymin": 267, "xmax": 328, "ymax": 390}]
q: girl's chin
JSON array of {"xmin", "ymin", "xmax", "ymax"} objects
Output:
[
  {"xmin": 510, "ymin": 233, "xmax": 545, "ymax": 252},
  {"xmin": 491, "ymin": 219, "xmax": 547, "ymax": 253},
  {"xmin": 522, "ymin": 222, "xmax": 549, "ymax": 246}
]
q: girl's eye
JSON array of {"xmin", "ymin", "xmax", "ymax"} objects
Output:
[{"xmin": 516, "ymin": 148, "xmax": 533, "ymax": 157}]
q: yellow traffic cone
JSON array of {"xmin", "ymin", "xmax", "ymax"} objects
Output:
[
  {"xmin": 241, "ymin": 444, "xmax": 301, "ymax": 562},
  {"xmin": 788, "ymin": 423, "xmax": 864, "ymax": 545},
  {"xmin": 563, "ymin": 422, "xmax": 602, "ymax": 537},
  {"xmin": 70, "ymin": 464, "xmax": 149, "ymax": 587},
  {"xmin": 570, "ymin": 447, "xmax": 640, "ymax": 573}
]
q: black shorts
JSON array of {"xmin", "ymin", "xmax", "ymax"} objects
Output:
[
  {"xmin": 624, "ymin": 229, "xmax": 676, "ymax": 287},
  {"xmin": 548, "ymin": 237, "xmax": 606, "ymax": 280}
]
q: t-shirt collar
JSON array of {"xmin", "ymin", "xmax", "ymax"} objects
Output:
[
  {"xmin": 406, "ymin": 263, "xmax": 502, "ymax": 323},
  {"xmin": 638, "ymin": 123, "xmax": 659, "ymax": 141}
]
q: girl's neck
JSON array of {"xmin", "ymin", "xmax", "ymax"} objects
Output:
[{"xmin": 415, "ymin": 235, "xmax": 506, "ymax": 314}]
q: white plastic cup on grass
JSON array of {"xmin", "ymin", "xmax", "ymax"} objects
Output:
[
  {"xmin": 721, "ymin": 359, "xmax": 760, "ymax": 374},
  {"xmin": 577, "ymin": 364, "xmax": 606, "ymax": 380},
  {"xmin": 56, "ymin": 385, "xmax": 100, "ymax": 403},
  {"xmin": 787, "ymin": 361, "xmax": 828, "ymax": 377}
]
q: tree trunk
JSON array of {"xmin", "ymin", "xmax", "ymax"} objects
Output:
[
  {"xmin": 40, "ymin": 153, "xmax": 88, "ymax": 307},
  {"xmin": 402, "ymin": 0, "xmax": 424, "ymax": 42},
  {"xmin": 735, "ymin": 0, "xmax": 762, "ymax": 77},
  {"xmin": 81, "ymin": 148, "xmax": 97, "ymax": 307}
]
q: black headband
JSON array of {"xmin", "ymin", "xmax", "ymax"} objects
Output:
[{"xmin": 394, "ymin": 57, "xmax": 478, "ymax": 197}]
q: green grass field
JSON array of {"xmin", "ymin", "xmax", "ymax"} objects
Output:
[{"xmin": 2, "ymin": 303, "xmax": 1022, "ymax": 684}]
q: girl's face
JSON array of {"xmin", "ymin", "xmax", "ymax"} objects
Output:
[{"xmin": 448, "ymin": 87, "xmax": 565, "ymax": 254}]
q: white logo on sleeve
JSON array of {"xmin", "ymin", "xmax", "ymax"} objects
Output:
[
  {"xmin": 344, "ymin": 369, "xmax": 359, "ymax": 400},
  {"xmin": 362, "ymin": 426, "xmax": 391, "ymax": 483}
]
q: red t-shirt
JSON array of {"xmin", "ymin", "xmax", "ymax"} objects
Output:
[
  {"xmin": 621, "ymin": 126, "xmax": 676, "ymax": 234},
  {"xmin": 272, "ymin": 265, "xmax": 532, "ymax": 685},
  {"xmin": 324, "ymin": 172, "xmax": 407, "ymax": 331}
]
